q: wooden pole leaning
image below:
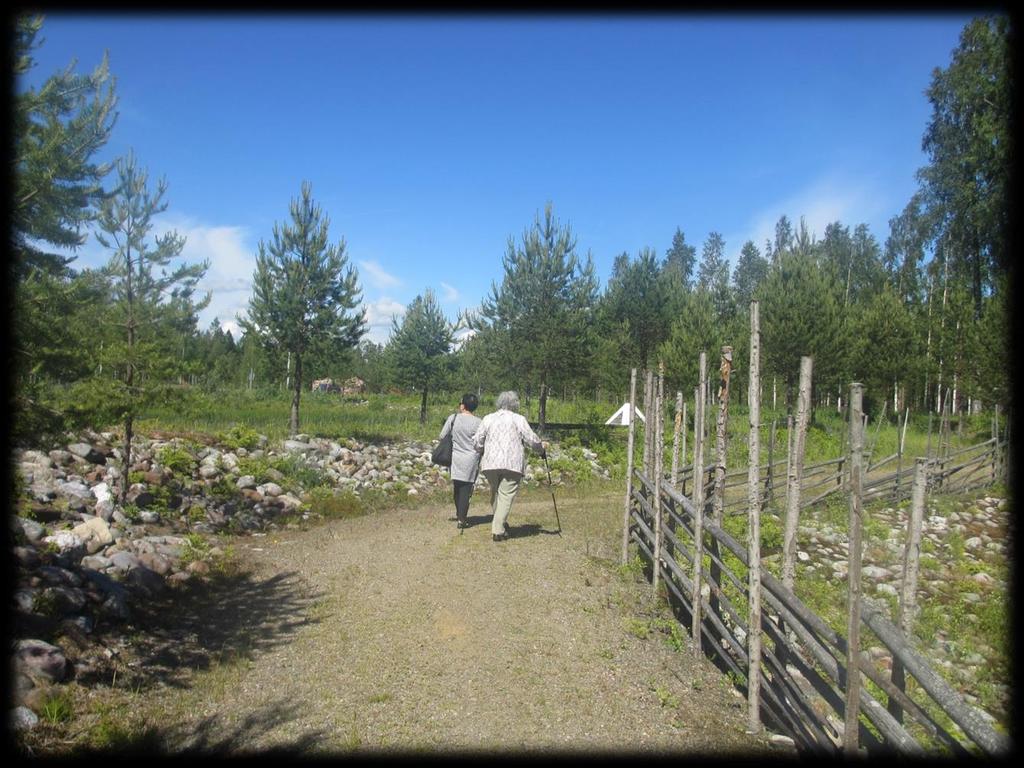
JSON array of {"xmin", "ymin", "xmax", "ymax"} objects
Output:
[
  {"xmin": 622, "ymin": 368, "xmax": 638, "ymax": 565},
  {"xmin": 890, "ymin": 456, "xmax": 929, "ymax": 723},
  {"xmin": 653, "ymin": 361, "xmax": 666, "ymax": 594},
  {"xmin": 844, "ymin": 382, "xmax": 866, "ymax": 755},
  {"xmin": 690, "ymin": 351, "xmax": 707, "ymax": 656},
  {"xmin": 746, "ymin": 301, "xmax": 763, "ymax": 734}
]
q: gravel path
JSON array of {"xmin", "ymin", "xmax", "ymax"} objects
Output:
[{"xmin": 148, "ymin": 490, "xmax": 777, "ymax": 756}]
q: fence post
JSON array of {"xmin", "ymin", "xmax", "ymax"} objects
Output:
[
  {"xmin": 691, "ymin": 351, "xmax": 707, "ymax": 656},
  {"xmin": 709, "ymin": 346, "xmax": 733, "ymax": 620},
  {"xmin": 621, "ymin": 368, "xmax": 638, "ymax": 565},
  {"xmin": 712, "ymin": 345, "xmax": 734, "ymax": 524},
  {"xmin": 746, "ymin": 301, "xmax": 763, "ymax": 733},
  {"xmin": 642, "ymin": 369, "xmax": 653, "ymax": 478},
  {"xmin": 671, "ymin": 391, "xmax": 683, "ymax": 486},
  {"xmin": 890, "ymin": 457, "xmax": 929, "ymax": 722},
  {"xmin": 894, "ymin": 408, "xmax": 909, "ymax": 502},
  {"xmin": 653, "ymin": 361, "xmax": 665, "ymax": 594},
  {"xmin": 766, "ymin": 418, "xmax": 776, "ymax": 506},
  {"xmin": 783, "ymin": 356, "xmax": 813, "ymax": 592},
  {"xmin": 844, "ymin": 382, "xmax": 865, "ymax": 755}
]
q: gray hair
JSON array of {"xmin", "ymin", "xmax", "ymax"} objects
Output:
[{"xmin": 495, "ymin": 390, "xmax": 520, "ymax": 412}]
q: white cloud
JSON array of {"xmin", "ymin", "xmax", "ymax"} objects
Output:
[
  {"xmin": 152, "ymin": 216, "xmax": 256, "ymax": 331},
  {"xmin": 220, "ymin": 319, "xmax": 243, "ymax": 342},
  {"xmin": 362, "ymin": 297, "xmax": 406, "ymax": 344},
  {"xmin": 440, "ymin": 282, "xmax": 460, "ymax": 303},
  {"xmin": 358, "ymin": 259, "xmax": 402, "ymax": 289},
  {"xmin": 723, "ymin": 172, "xmax": 889, "ymax": 265}
]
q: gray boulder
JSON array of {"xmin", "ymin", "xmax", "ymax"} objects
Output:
[
  {"xmin": 68, "ymin": 442, "xmax": 107, "ymax": 464},
  {"xmin": 16, "ymin": 640, "xmax": 67, "ymax": 684}
]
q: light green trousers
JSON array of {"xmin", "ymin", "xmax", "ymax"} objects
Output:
[{"xmin": 484, "ymin": 469, "xmax": 522, "ymax": 535}]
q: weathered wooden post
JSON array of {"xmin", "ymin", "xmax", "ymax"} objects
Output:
[
  {"xmin": 766, "ymin": 418, "xmax": 777, "ymax": 506},
  {"xmin": 653, "ymin": 361, "xmax": 665, "ymax": 594},
  {"xmin": 844, "ymin": 382, "xmax": 865, "ymax": 755},
  {"xmin": 642, "ymin": 369, "xmax": 653, "ymax": 478},
  {"xmin": 709, "ymin": 346, "xmax": 733, "ymax": 619},
  {"xmin": 783, "ymin": 357, "xmax": 813, "ymax": 591},
  {"xmin": 680, "ymin": 401, "xmax": 687, "ymax": 487},
  {"xmin": 691, "ymin": 351, "xmax": 707, "ymax": 656},
  {"xmin": 621, "ymin": 368, "xmax": 638, "ymax": 565},
  {"xmin": 671, "ymin": 390, "xmax": 683, "ymax": 486},
  {"xmin": 746, "ymin": 302, "xmax": 763, "ymax": 733},
  {"xmin": 894, "ymin": 407, "xmax": 910, "ymax": 501},
  {"xmin": 890, "ymin": 457, "xmax": 928, "ymax": 722},
  {"xmin": 712, "ymin": 346, "xmax": 733, "ymax": 524}
]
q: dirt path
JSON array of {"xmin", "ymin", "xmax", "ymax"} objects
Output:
[{"xmin": 138, "ymin": 491, "xmax": 777, "ymax": 756}]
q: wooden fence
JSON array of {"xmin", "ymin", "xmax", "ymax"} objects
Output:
[
  {"xmin": 671, "ymin": 436, "xmax": 1005, "ymax": 516},
  {"xmin": 625, "ymin": 459, "xmax": 1009, "ymax": 757}
]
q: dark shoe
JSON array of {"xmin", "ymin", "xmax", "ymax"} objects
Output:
[{"xmin": 492, "ymin": 533, "xmax": 508, "ymax": 542}]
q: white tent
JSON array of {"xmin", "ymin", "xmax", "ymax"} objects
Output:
[{"xmin": 605, "ymin": 402, "xmax": 645, "ymax": 426}]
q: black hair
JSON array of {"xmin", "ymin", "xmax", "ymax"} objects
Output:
[{"xmin": 461, "ymin": 393, "xmax": 479, "ymax": 412}]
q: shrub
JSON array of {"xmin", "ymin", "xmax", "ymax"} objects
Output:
[
  {"xmin": 305, "ymin": 486, "xmax": 365, "ymax": 519},
  {"xmin": 217, "ymin": 425, "xmax": 262, "ymax": 451},
  {"xmin": 157, "ymin": 445, "xmax": 196, "ymax": 476}
]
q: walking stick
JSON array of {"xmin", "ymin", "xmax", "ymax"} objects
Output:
[{"xmin": 543, "ymin": 453, "xmax": 562, "ymax": 536}]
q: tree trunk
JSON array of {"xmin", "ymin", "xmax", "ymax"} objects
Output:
[
  {"xmin": 420, "ymin": 386, "xmax": 428, "ymax": 425},
  {"xmin": 290, "ymin": 351, "xmax": 302, "ymax": 436}
]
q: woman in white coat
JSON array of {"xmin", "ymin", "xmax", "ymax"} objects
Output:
[{"xmin": 472, "ymin": 390, "xmax": 547, "ymax": 542}]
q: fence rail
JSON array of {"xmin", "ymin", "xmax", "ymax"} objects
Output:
[{"xmin": 626, "ymin": 444, "xmax": 1008, "ymax": 757}]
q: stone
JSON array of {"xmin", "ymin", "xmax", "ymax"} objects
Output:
[
  {"xmin": 137, "ymin": 552, "xmax": 172, "ymax": 575},
  {"xmin": 13, "ymin": 546, "xmax": 41, "ymax": 569},
  {"xmin": 72, "ymin": 516, "xmax": 114, "ymax": 548},
  {"xmin": 127, "ymin": 565, "xmax": 165, "ymax": 595},
  {"xmin": 100, "ymin": 593, "xmax": 130, "ymax": 621},
  {"xmin": 11, "ymin": 706, "xmax": 39, "ymax": 731},
  {"xmin": 43, "ymin": 531, "xmax": 86, "ymax": 561},
  {"xmin": 236, "ymin": 475, "xmax": 257, "ymax": 490},
  {"xmin": 972, "ymin": 572, "xmax": 995, "ymax": 587},
  {"xmin": 16, "ymin": 639, "xmax": 67, "ymax": 684},
  {"xmin": 108, "ymin": 551, "xmax": 141, "ymax": 574},
  {"xmin": 81, "ymin": 554, "xmax": 113, "ymax": 571},
  {"xmin": 15, "ymin": 517, "xmax": 46, "ymax": 543},
  {"xmin": 68, "ymin": 442, "xmax": 107, "ymax": 464},
  {"xmin": 259, "ymin": 482, "xmax": 283, "ymax": 497}
]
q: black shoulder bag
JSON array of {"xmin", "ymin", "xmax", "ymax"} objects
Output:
[{"xmin": 431, "ymin": 413, "xmax": 456, "ymax": 467}]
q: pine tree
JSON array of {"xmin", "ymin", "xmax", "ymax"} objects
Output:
[
  {"xmin": 11, "ymin": 14, "xmax": 119, "ymax": 442},
  {"xmin": 93, "ymin": 152, "xmax": 209, "ymax": 498},
  {"xmin": 469, "ymin": 203, "xmax": 598, "ymax": 428},
  {"xmin": 600, "ymin": 247, "xmax": 667, "ymax": 369},
  {"xmin": 387, "ymin": 290, "xmax": 455, "ymax": 424},
  {"xmin": 240, "ymin": 181, "xmax": 366, "ymax": 435},
  {"xmin": 731, "ymin": 240, "xmax": 769, "ymax": 309},
  {"xmin": 696, "ymin": 231, "xmax": 733, "ymax": 321}
]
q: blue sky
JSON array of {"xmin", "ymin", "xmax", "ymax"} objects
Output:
[{"xmin": 18, "ymin": 12, "xmax": 977, "ymax": 344}]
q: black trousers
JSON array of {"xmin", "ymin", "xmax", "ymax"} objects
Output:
[{"xmin": 453, "ymin": 480, "xmax": 474, "ymax": 522}]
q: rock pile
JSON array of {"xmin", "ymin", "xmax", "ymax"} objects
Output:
[{"xmin": 9, "ymin": 430, "xmax": 612, "ymax": 730}]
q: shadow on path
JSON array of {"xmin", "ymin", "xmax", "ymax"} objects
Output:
[
  {"xmin": 82, "ymin": 568, "xmax": 324, "ymax": 693},
  {"xmin": 73, "ymin": 698, "xmax": 328, "ymax": 756}
]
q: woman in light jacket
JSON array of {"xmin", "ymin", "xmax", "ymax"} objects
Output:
[
  {"xmin": 439, "ymin": 393, "xmax": 483, "ymax": 529},
  {"xmin": 472, "ymin": 390, "xmax": 547, "ymax": 542}
]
